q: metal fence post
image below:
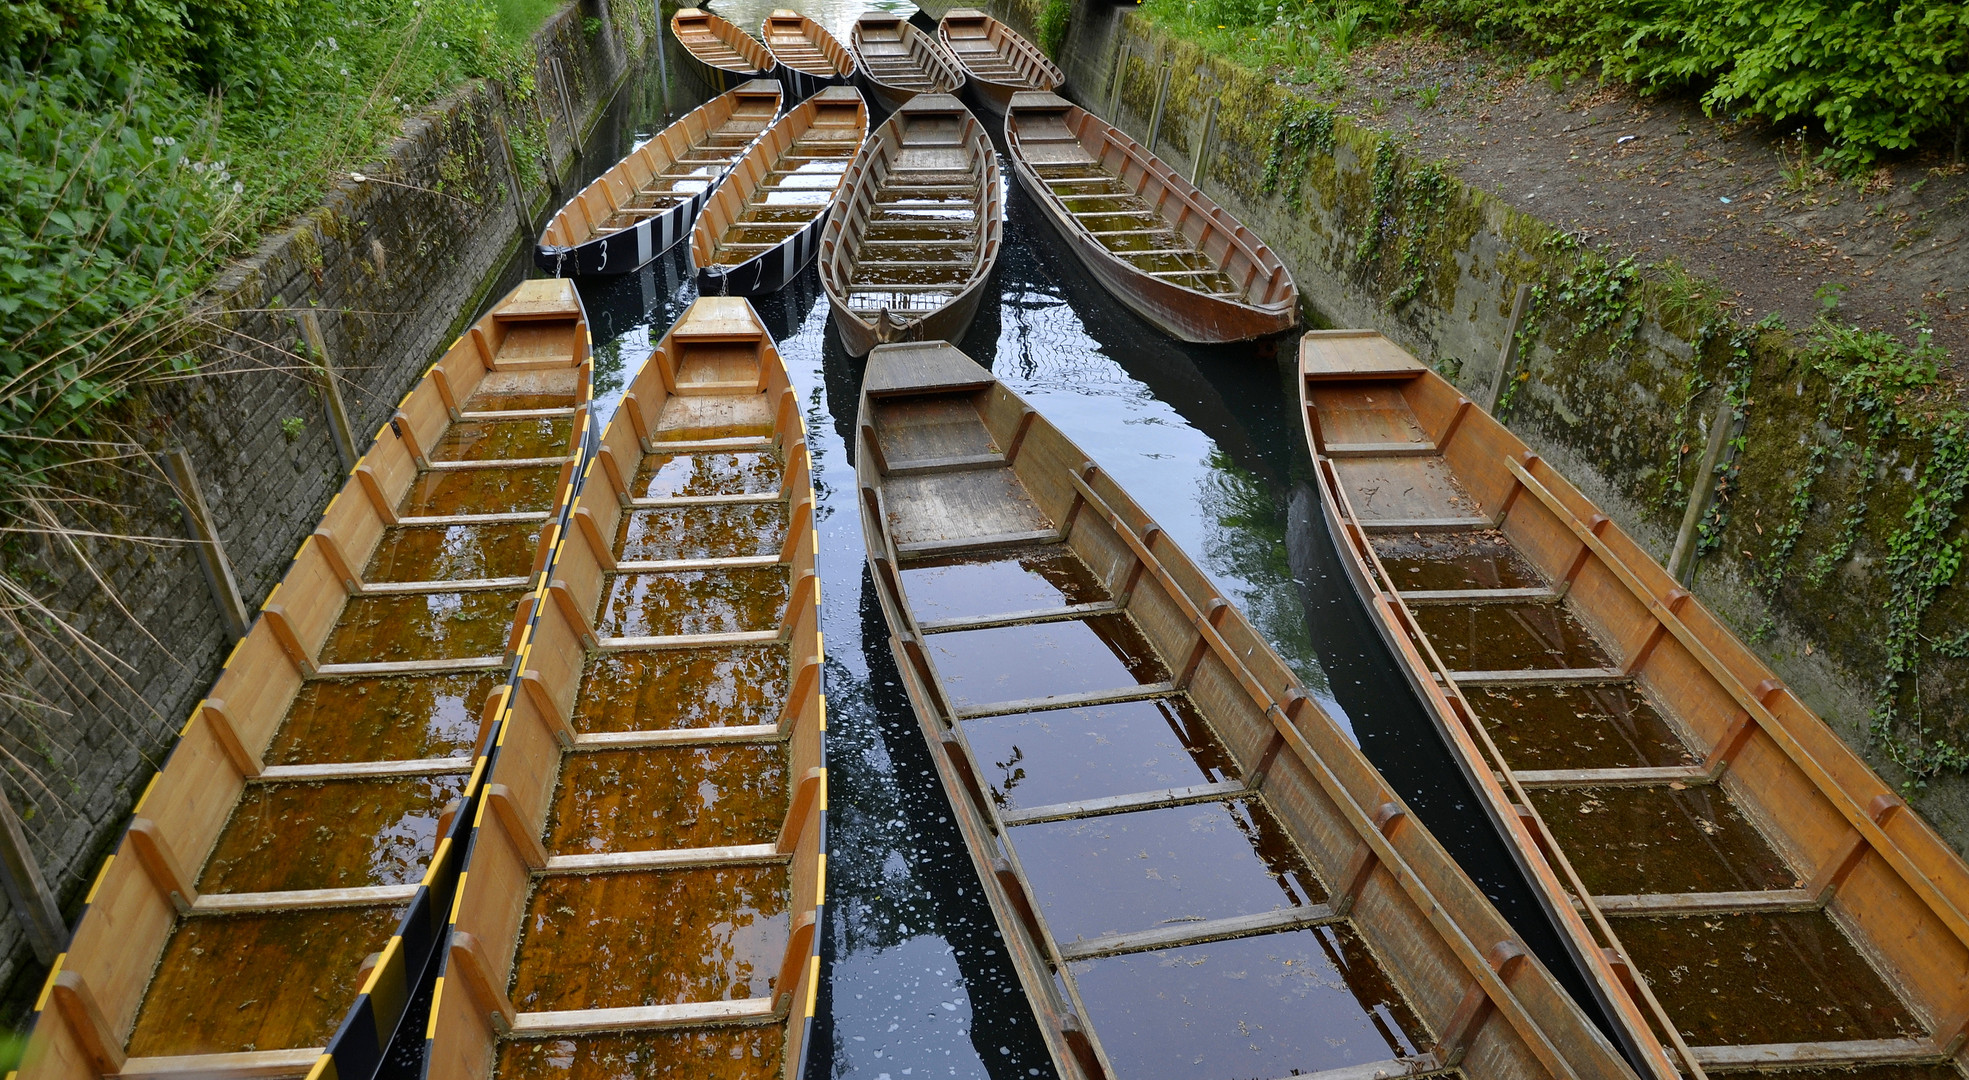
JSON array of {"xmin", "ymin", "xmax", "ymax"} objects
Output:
[{"xmin": 164, "ymin": 449, "xmax": 251, "ymax": 643}]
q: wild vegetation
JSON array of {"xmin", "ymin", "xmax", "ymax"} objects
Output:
[
  {"xmin": 1140, "ymin": 0, "xmax": 1969, "ymax": 166},
  {"xmin": 0, "ymin": 0, "xmax": 559, "ymax": 780}
]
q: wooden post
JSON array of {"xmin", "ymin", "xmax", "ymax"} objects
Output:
[
  {"xmin": 491, "ymin": 112, "xmax": 534, "ymax": 239},
  {"xmin": 552, "ymin": 57, "xmax": 581, "ymax": 156},
  {"xmin": 1190, "ymin": 98, "xmax": 1220, "ymax": 186},
  {"xmin": 1108, "ymin": 44, "xmax": 1131, "ymax": 116},
  {"xmin": 1485, "ymin": 284, "xmax": 1533, "ymax": 411},
  {"xmin": 1146, "ymin": 65, "xmax": 1173, "ymax": 154},
  {"xmin": 0, "ymin": 786, "xmax": 65, "ymax": 964},
  {"xmin": 164, "ymin": 449, "xmax": 251, "ymax": 643},
  {"xmin": 1666, "ymin": 395, "xmax": 1738, "ymax": 585},
  {"xmin": 298, "ymin": 309, "xmax": 358, "ymax": 472},
  {"xmin": 652, "ymin": 0, "xmax": 672, "ymax": 120}
]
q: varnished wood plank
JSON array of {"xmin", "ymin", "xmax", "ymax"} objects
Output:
[
  {"xmin": 883, "ymin": 452, "xmax": 1007, "ymax": 478},
  {"xmin": 916, "ymin": 600, "xmax": 1121, "ymax": 635},
  {"xmin": 629, "ymin": 492, "xmax": 782, "ymax": 509},
  {"xmin": 1586, "ymin": 888, "xmax": 1818, "ymax": 915},
  {"xmin": 255, "ymin": 757, "xmax": 475, "ymax": 782},
  {"xmin": 117, "ymin": 1048, "xmax": 324, "ymax": 1079},
  {"xmin": 1506, "ymin": 765, "xmax": 1707, "ymax": 788},
  {"xmin": 314, "ymin": 656, "xmax": 507, "ymax": 677},
  {"xmin": 509, "ymin": 997, "xmax": 779, "ymax": 1036},
  {"xmin": 999, "ymin": 780, "xmax": 1248, "ymax": 826},
  {"xmin": 540, "ymin": 844, "xmax": 785, "ymax": 875},
  {"xmin": 396, "ymin": 511, "xmax": 550, "ymax": 527},
  {"xmin": 1447, "ymin": 667, "xmax": 1627, "ymax": 686},
  {"xmin": 1054, "ymin": 903, "xmax": 1339, "ymax": 961},
  {"xmin": 895, "ymin": 528, "xmax": 1061, "ymax": 559},
  {"xmin": 613, "ymin": 555, "xmax": 780, "ymax": 573},
  {"xmin": 190, "ymin": 884, "xmax": 419, "ymax": 914},
  {"xmin": 1355, "ymin": 516, "xmax": 1492, "ymax": 533},
  {"xmin": 1689, "ymin": 1038, "xmax": 1941, "ymax": 1069},
  {"xmin": 598, "ymin": 630, "xmax": 779, "ymax": 651},
  {"xmin": 952, "ymin": 680, "xmax": 1176, "ymax": 720},
  {"xmin": 359, "ymin": 575, "xmax": 529, "ymax": 595},
  {"xmin": 423, "ymin": 455, "xmax": 569, "ymax": 472},
  {"xmin": 1398, "ymin": 587, "xmax": 1558, "ymax": 605}
]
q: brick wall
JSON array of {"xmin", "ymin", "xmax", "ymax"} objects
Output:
[{"xmin": 0, "ymin": 0, "xmax": 657, "ymax": 1005}]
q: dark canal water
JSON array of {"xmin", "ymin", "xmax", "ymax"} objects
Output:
[{"xmin": 420, "ymin": 13, "xmax": 1612, "ymax": 1075}]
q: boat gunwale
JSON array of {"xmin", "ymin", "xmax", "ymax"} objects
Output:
[
  {"xmin": 18, "ymin": 281, "xmax": 595, "ymax": 1080},
  {"xmin": 536, "ymin": 80, "xmax": 783, "ymax": 272},
  {"xmin": 671, "ymin": 7, "xmax": 776, "ymax": 78},
  {"xmin": 421, "ymin": 295, "xmax": 827, "ymax": 1080},
  {"xmin": 1003, "ymin": 91, "xmax": 1298, "ymax": 344},
  {"xmin": 818, "ymin": 93, "xmax": 1004, "ymax": 357},
  {"xmin": 1299, "ymin": 328, "xmax": 1969, "ymax": 1079},
  {"xmin": 849, "ymin": 13, "xmax": 968, "ymax": 106},
  {"xmin": 689, "ymin": 86, "xmax": 869, "ymax": 292},
  {"xmin": 854, "ymin": 340, "xmax": 1636, "ymax": 1080}
]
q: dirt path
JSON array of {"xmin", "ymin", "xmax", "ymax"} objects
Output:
[{"xmin": 1314, "ymin": 36, "xmax": 1969, "ymax": 363}]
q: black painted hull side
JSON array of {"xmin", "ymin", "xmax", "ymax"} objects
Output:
[
  {"xmin": 535, "ymin": 187, "xmax": 709, "ymax": 277},
  {"xmin": 694, "ymin": 207, "xmax": 832, "ymax": 297}
]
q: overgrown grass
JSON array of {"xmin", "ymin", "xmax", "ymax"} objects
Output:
[{"xmin": 0, "ymin": 0, "xmax": 564, "ymax": 778}]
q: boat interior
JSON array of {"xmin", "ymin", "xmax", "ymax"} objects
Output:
[
  {"xmin": 699, "ymin": 88, "xmax": 865, "ymax": 269},
  {"xmin": 672, "ymin": 8, "xmax": 774, "ymax": 74},
  {"xmin": 760, "ymin": 9, "xmax": 852, "ymax": 78},
  {"xmin": 836, "ymin": 97, "xmax": 997, "ymax": 315},
  {"xmin": 851, "ymin": 14, "xmax": 962, "ymax": 95},
  {"xmin": 1008, "ymin": 95, "xmax": 1292, "ymax": 308},
  {"xmin": 423, "ymin": 297, "xmax": 823, "ymax": 1080},
  {"xmin": 938, "ymin": 9, "xmax": 1056, "ymax": 90},
  {"xmin": 544, "ymin": 81, "xmax": 780, "ymax": 245},
  {"xmin": 24, "ymin": 280, "xmax": 591, "ymax": 1080},
  {"xmin": 857, "ymin": 342, "xmax": 1631, "ymax": 1080},
  {"xmin": 1303, "ymin": 329, "xmax": 1969, "ymax": 1080}
]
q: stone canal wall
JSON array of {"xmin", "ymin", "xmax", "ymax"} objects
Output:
[
  {"xmin": 0, "ymin": 0, "xmax": 674, "ymax": 1002},
  {"xmin": 979, "ymin": 0, "xmax": 1969, "ymax": 848}
]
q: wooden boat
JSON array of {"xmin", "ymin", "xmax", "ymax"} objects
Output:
[
  {"xmin": 1006, "ymin": 92, "xmax": 1297, "ymax": 344},
  {"xmin": 936, "ymin": 9, "xmax": 1062, "ymax": 118},
  {"xmin": 536, "ymin": 80, "xmax": 782, "ymax": 277},
  {"xmin": 818, "ymin": 93, "xmax": 1002, "ymax": 357},
  {"xmin": 853, "ymin": 340, "xmax": 1635, "ymax": 1080},
  {"xmin": 850, "ymin": 12, "xmax": 966, "ymax": 112},
  {"xmin": 690, "ymin": 85, "xmax": 866, "ymax": 297},
  {"xmin": 17, "ymin": 279, "xmax": 593, "ymax": 1080},
  {"xmin": 671, "ymin": 8, "xmax": 775, "ymax": 93},
  {"xmin": 422, "ymin": 296, "xmax": 824, "ymax": 1080},
  {"xmin": 760, "ymin": 9, "xmax": 854, "ymax": 102},
  {"xmin": 1302, "ymin": 329, "xmax": 1969, "ymax": 1080}
]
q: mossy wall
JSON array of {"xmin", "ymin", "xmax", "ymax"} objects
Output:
[{"xmin": 1026, "ymin": 0, "xmax": 1969, "ymax": 850}]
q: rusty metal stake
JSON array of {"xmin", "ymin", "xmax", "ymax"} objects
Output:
[
  {"xmin": 0, "ymin": 786, "xmax": 65, "ymax": 965},
  {"xmin": 164, "ymin": 449, "xmax": 251, "ymax": 643}
]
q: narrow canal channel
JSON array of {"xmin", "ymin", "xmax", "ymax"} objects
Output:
[{"xmin": 419, "ymin": 6, "xmax": 1614, "ymax": 1074}]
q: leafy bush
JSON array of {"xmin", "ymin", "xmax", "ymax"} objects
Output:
[{"xmin": 1146, "ymin": 0, "xmax": 1969, "ymax": 164}]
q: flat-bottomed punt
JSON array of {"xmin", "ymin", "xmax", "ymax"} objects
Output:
[
  {"xmin": 672, "ymin": 8, "xmax": 775, "ymax": 93},
  {"xmin": 1303, "ymin": 329, "xmax": 1969, "ymax": 1080},
  {"xmin": 855, "ymin": 341, "xmax": 1634, "ymax": 1080},
  {"xmin": 691, "ymin": 85, "xmax": 867, "ymax": 297},
  {"xmin": 936, "ymin": 8, "xmax": 1062, "ymax": 117},
  {"xmin": 850, "ymin": 13, "xmax": 966, "ymax": 112},
  {"xmin": 18, "ymin": 280, "xmax": 593, "ymax": 1080},
  {"xmin": 1006, "ymin": 92, "xmax": 1296, "ymax": 344},
  {"xmin": 760, "ymin": 9, "xmax": 854, "ymax": 102},
  {"xmin": 536, "ymin": 80, "xmax": 781, "ymax": 276},
  {"xmin": 423, "ymin": 297, "xmax": 824, "ymax": 1080},
  {"xmin": 819, "ymin": 93, "xmax": 1002, "ymax": 357}
]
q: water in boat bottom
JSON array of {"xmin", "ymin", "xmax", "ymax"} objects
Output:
[{"xmin": 368, "ymin": 150, "xmax": 1615, "ymax": 1079}]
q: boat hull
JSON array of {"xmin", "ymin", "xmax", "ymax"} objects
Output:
[
  {"xmin": 696, "ymin": 208, "xmax": 831, "ymax": 297},
  {"xmin": 1005, "ymin": 92, "xmax": 1296, "ymax": 344},
  {"xmin": 854, "ymin": 340, "xmax": 1637, "ymax": 1080},
  {"xmin": 1301, "ymin": 329, "xmax": 1969, "ymax": 1080},
  {"xmin": 536, "ymin": 188, "xmax": 704, "ymax": 276}
]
